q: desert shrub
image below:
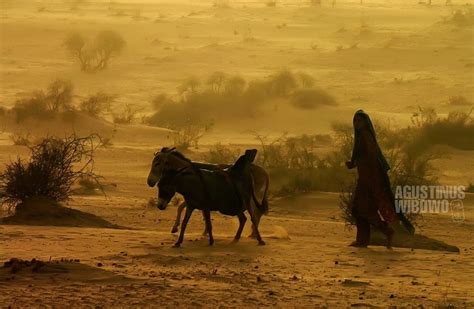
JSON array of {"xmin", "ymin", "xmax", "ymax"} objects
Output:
[
  {"xmin": 448, "ymin": 95, "xmax": 472, "ymax": 106},
  {"xmin": 80, "ymin": 92, "xmax": 114, "ymax": 117},
  {"xmin": 177, "ymin": 76, "xmax": 201, "ymax": 96},
  {"xmin": 146, "ymin": 70, "xmax": 334, "ymax": 129},
  {"xmin": 206, "ymin": 71, "xmax": 227, "ymax": 94},
  {"xmin": 0, "ymin": 135, "xmax": 103, "ymax": 210},
  {"xmin": 205, "ymin": 143, "xmax": 240, "ymax": 164},
  {"xmin": 46, "ymin": 79, "xmax": 74, "ymax": 112},
  {"xmin": 11, "ymin": 92, "xmax": 50, "ymax": 123},
  {"xmin": 224, "ymin": 75, "xmax": 246, "ymax": 95},
  {"xmin": 409, "ymin": 107, "xmax": 474, "ymax": 150},
  {"xmin": 213, "ymin": 0, "xmax": 230, "ymax": 8},
  {"xmin": 112, "ymin": 104, "xmax": 140, "ymax": 124},
  {"xmin": 267, "ymin": 70, "xmax": 298, "ymax": 97},
  {"xmin": 173, "ymin": 123, "xmax": 213, "ymax": 151},
  {"xmin": 11, "ymin": 79, "xmax": 75, "ymax": 123},
  {"xmin": 251, "ymin": 132, "xmax": 346, "ymax": 195},
  {"xmin": 151, "ymin": 94, "xmax": 173, "ymax": 111},
  {"xmin": 290, "ymin": 88, "xmax": 336, "ymax": 109},
  {"xmin": 447, "ymin": 9, "xmax": 474, "ymax": 27},
  {"xmin": 266, "ymin": 0, "xmax": 277, "ymax": 7},
  {"xmin": 64, "ymin": 31, "xmax": 125, "ymax": 72},
  {"xmin": 296, "ymin": 72, "xmax": 315, "ymax": 88},
  {"xmin": 10, "ymin": 133, "xmax": 34, "ymax": 146}
]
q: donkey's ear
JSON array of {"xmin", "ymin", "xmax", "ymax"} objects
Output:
[
  {"xmin": 154, "ymin": 151, "xmax": 158, "ymax": 156},
  {"xmin": 168, "ymin": 147, "xmax": 176, "ymax": 152}
]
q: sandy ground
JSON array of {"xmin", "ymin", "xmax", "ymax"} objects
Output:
[
  {"xmin": 0, "ymin": 144, "xmax": 473, "ymax": 307},
  {"xmin": 1, "ymin": 0, "xmax": 474, "ymax": 307}
]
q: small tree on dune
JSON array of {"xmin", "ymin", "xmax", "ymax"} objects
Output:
[
  {"xmin": 46, "ymin": 79, "xmax": 74, "ymax": 112},
  {"xmin": 207, "ymin": 71, "xmax": 227, "ymax": 94},
  {"xmin": 0, "ymin": 135, "xmax": 104, "ymax": 211},
  {"xmin": 64, "ymin": 31, "xmax": 126, "ymax": 73}
]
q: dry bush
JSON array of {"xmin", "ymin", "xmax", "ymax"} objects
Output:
[
  {"xmin": 10, "ymin": 132, "xmax": 34, "ymax": 146},
  {"xmin": 266, "ymin": 0, "xmax": 277, "ymax": 7},
  {"xmin": 0, "ymin": 135, "xmax": 103, "ymax": 210},
  {"xmin": 213, "ymin": 0, "xmax": 230, "ymax": 8},
  {"xmin": 267, "ymin": 70, "xmax": 298, "ymax": 98},
  {"xmin": 146, "ymin": 70, "xmax": 334, "ymax": 129},
  {"xmin": 112, "ymin": 104, "xmax": 140, "ymax": 124},
  {"xmin": 173, "ymin": 123, "xmax": 213, "ymax": 151},
  {"xmin": 447, "ymin": 9, "xmax": 474, "ymax": 27},
  {"xmin": 151, "ymin": 94, "xmax": 173, "ymax": 111},
  {"xmin": 251, "ymin": 132, "xmax": 345, "ymax": 196},
  {"xmin": 409, "ymin": 107, "xmax": 474, "ymax": 150},
  {"xmin": 10, "ymin": 79, "xmax": 74, "ymax": 123},
  {"xmin": 12, "ymin": 91, "xmax": 53, "ymax": 123},
  {"xmin": 80, "ymin": 92, "xmax": 114, "ymax": 117},
  {"xmin": 448, "ymin": 95, "xmax": 472, "ymax": 106},
  {"xmin": 206, "ymin": 71, "xmax": 227, "ymax": 94},
  {"xmin": 177, "ymin": 76, "xmax": 201, "ymax": 96},
  {"xmin": 290, "ymin": 88, "xmax": 336, "ymax": 110},
  {"xmin": 205, "ymin": 143, "xmax": 240, "ymax": 164},
  {"xmin": 46, "ymin": 79, "xmax": 74, "ymax": 112},
  {"xmin": 64, "ymin": 31, "xmax": 125, "ymax": 72}
]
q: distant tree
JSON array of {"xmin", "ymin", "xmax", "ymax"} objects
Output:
[
  {"xmin": 207, "ymin": 71, "xmax": 227, "ymax": 94},
  {"xmin": 112, "ymin": 104, "xmax": 140, "ymax": 124},
  {"xmin": 93, "ymin": 31, "xmax": 126, "ymax": 70},
  {"xmin": 268, "ymin": 70, "xmax": 298, "ymax": 97},
  {"xmin": 46, "ymin": 79, "xmax": 74, "ymax": 112},
  {"xmin": 64, "ymin": 31, "xmax": 125, "ymax": 72},
  {"xmin": 178, "ymin": 76, "xmax": 201, "ymax": 96},
  {"xmin": 151, "ymin": 94, "xmax": 174, "ymax": 111},
  {"xmin": 296, "ymin": 72, "xmax": 315, "ymax": 88},
  {"xmin": 80, "ymin": 92, "xmax": 114, "ymax": 117},
  {"xmin": 224, "ymin": 75, "xmax": 246, "ymax": 95}
]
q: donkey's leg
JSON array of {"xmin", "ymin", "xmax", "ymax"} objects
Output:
[
  {"xmin": 174, "ymin": 207, "xmax": 194, "ymax": 248},
  {"xmin": 203, "ymin": 210, "xmax": 214, "ymax": 246},
  {"xmin": 246, "ymin": 204, "xmax": 265, "ymax": 246},
  {"xmin": 172, "ymin": 202, "xmax": 186, "ymax": 234},
  {"xmin": 248, "ymin": 207, "xmax": 261, "ymax": 238},
  {"xmin": 201, "ymin": 210, "xmax": 209, "ymax": 236},
  {"xmin": 232, "ymin": 212, "xmax": 247, "ymax": 243}
]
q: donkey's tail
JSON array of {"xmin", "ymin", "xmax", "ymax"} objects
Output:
[{"xmin": 251, "ymin": 172, "xmax": 269, "ymax": 215}]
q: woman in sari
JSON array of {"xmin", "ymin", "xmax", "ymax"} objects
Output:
[{"xmin": 346, "ymin": 110, "xmax": 414, "ymax": 249}]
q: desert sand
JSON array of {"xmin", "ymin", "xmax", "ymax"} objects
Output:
[{"xmin": 1, "ymin": 0, "xmax": 473, "ymax": 307}]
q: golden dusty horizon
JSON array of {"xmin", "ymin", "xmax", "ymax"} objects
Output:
[{"xmin": 1, "ymin": 0, "xmax": 473, "ymax": 307}]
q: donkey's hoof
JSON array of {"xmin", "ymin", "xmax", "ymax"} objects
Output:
[
  {"xmin": 171, "ymin": 227, "xmax": 178, "ymax": 234},
  {"xmin": 209, "ymin": 240, "xmax": 214, "ymax": 246},
  {"xmin": 258, "ymin": 240, "xmax": 266, "ymax": 246},
  {"xmin": 172, "ymin": 243, "xmax": 181, "ymax": 248},
  {"xmin": 231, "ymin": 238, "xmax": 240, "ymax": 244}
]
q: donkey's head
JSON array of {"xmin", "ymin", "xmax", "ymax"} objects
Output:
[
  {"xmin": 147, "ymin": 147, "xmax": 190, "ymax": 187},
  {"xmin": 156, "ymin": 173, "xmax": 177, "ymax": 210}
]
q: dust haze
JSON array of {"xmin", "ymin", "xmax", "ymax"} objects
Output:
[{"xmin": 0, "ymin": 0, "xmax": 473, "ymax": 307}]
